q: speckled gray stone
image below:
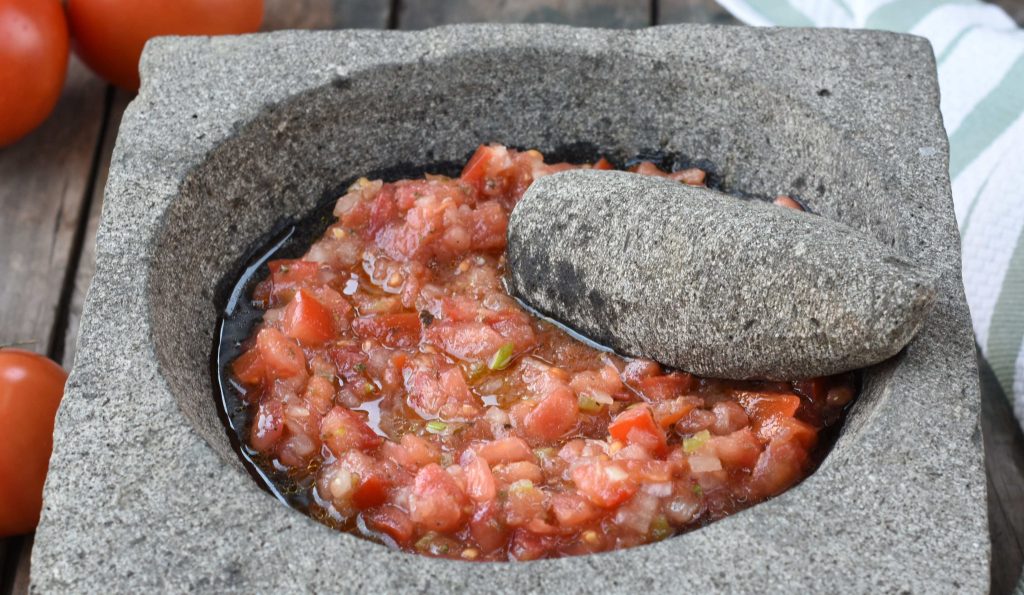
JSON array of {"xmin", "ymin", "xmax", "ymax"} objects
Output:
[
  {"xmin": 33, "ymin": 25, "xmax": 988, "ymax": 594},
  {"xmin": 507, "ymin": 170, "xmax": 937, "ymax": 379}
]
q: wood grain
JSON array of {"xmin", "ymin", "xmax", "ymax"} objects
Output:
[
  {"xmin": 398, "ymin": 0, "xmax": 650, "ymax": 29},
  {"xmin": 0, "ymin": 57, "xmax": 107, "ymax": 357},
  {"xmin": 262, "ymin": 0, "xmax": 391, "ymax": 30},
  {"xmin": 61, "ymin": 91, "xmax": 132, "ymax": 370},
  {"xmin": 981, "ymin": 351, "xmax": 1024, "ymax": 594},
  {"xmin": 657, "ymin": 0, "xmax": 739, "ymax": 25}
]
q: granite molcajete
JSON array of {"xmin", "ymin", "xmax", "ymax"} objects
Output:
[
  {"xmin": 33, "ymin": 24, "xmax": 988, "ymax": 593},
  {"xmin": 507, "ymin": 170, "xmax": 938, "ymax": 380}
]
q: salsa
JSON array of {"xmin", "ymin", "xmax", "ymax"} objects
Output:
[{"xmin": 227, "ymin": 144, "xmax": 856, "ymax": 561}]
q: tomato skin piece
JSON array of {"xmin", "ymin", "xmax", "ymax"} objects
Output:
[
  {"xmin": 256, "ymin": 328, "xmax": 307, "ymax": 378},
  {"xmin": 0, "ymin": 0, "xmax": 69, "ymax": 147},
  {"xmin": 67, "ymin": 0, "xmax": 263, "ymax": 90},
  {"xmin": 608, "ymin": 406, "xmax": 668, "ymax": 456},
  {"xmin": 282, "ymin": 289, "xmax": 335, "ymax": 346},
  {"xmin": 0, "ymin": 350, "xmax": 67, "ymax": 536}
]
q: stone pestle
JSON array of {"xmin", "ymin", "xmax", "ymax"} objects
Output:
[{"xmin": 506, "ymin": 169, "xmax": 937, "ymax": 380}]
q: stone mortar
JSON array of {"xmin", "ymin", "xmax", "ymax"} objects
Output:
[{"xmin": 32, "ymin": 24, "xmax": 988, "ymax": 593}]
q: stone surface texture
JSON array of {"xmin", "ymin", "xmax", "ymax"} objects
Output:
[
  {"xmin": 32, "ymin": 25, "xmax": 987, "ymax": 593},
  {"xmin": 508, "ymin": 170, "xmax": 937, "ymax": 380}
]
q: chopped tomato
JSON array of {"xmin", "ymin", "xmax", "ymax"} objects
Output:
[
  {"xmin": 282, "ymin": 289, "xmax": 335, "ymax": 346},
  {"xmin": 367, "ymin": 185, "xmax": 398, "ymax": 237},
  {"xmin": 706, "ymin": 428, "xmax": 761, "ymax": 469},
  {"xmin": 410, "ymin": 464, "xmax": 468, "ymax": 533},
  {"xmin": 353, "ymin": 473, "xmax": 389, "ymax": 509},
  {"xmin": 250, "ymin": 400, "xmax": 284, "ymax": 454},
  {"xmin": 571, "ymin": 460, "xmax": 638, "ymax": 508},
  {"xmin": 470, "ymin": 501, "xmax": 508, "ymax": 553},
  {"xmin": 508, "ymin": 529, "xmax": 550, "ymax": 561},
  {"xmin": 352, "ymin": 313, "xmax": 421, "ymax": 348},
  {"xmin": 303, "ymin": 376, "xmax": 335, "ymax": 415},
  {"xmin": 772, "ymin": 416, "xmax": 818, "ymax": 450},
  {"xmin": 608, "ymin": 406, "xmax": 668, "ymax": 456},
  {"xmin": 256, "ymin": 328, "xmax": 307, "ymax": 378},
  {"xmin": 460, "ymin": 144, "xmax": 510, "ymax": 195},
  {"xmin": 404, "ymin": 360, "xmax": 481, "ymax": 420},
  {"xmin": 264, "ymin": 259, "xmax": 321, "ymax": 302},
  {"xmin": 229, "ymin": 145, "xmax": 853, "ymax": 561},
  {"xmin": 364, "ymin": 505, "xmax": 414, "ymax": 546},
  {"xmin": 231, "ymin": 347, "xmax": 264, "ymax": 386},
  {"xmin": 521, "ymin": 386, "xmax": 578, "ymax": 441},
  {"xmin": 504, "ymin": 482, "xmax": 547, "ymax": 527},
  {"xmin": 638, "ymin": 372, "xmax": 694, "ymax": 401},
  {"xmin": 550, "ymin": 493, "xmax": 600, "ymax": 526},
  {"xmin": 424, "ymin": 320, "xmax": 506, "ymax": 362},
  {"xmin": 463, "ymin": 455, "xmax": 496, "ymax": 503},
  {"xmin": 794, "ymin": 377, "xmax": 829, "ymax": 403},
  {"xmin": 320, "ymin": 406, "xmax": 383, "ymax": 456},
  {"xmin": 474, "ymin": 437, "xmax": 533, "ymax": 466},
  {"xmin": 734, "ymin": 391, "xmax": 802, "ymax": 442},
  {"xmin": 651, "ymin": 397, "xmax": 701, "ymax": 428},
  {"xmin": 751, "ymin": 439, "xmax": 808, "ymax": 497}
]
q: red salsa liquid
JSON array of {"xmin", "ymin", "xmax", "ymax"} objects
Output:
[{"xmin": 227, "ymin": 145, "xmax": 856, "ymax": 561}]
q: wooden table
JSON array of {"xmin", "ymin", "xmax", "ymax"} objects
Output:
[{"xmin": 2, "ymin": 1, "xmax": 1022, "ymax": 593}]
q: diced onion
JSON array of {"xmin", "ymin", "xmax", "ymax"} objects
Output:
[
  {"xmin": 688, "ymin": 454, "xmax": 723, "ymax": 473},
  {"xmin": 604, "ymin": 464, "xmax": 629, "ymax": 482},
  {"xmin": 642, "ymin": 482, "xmax": 673, "ymax": 497}
]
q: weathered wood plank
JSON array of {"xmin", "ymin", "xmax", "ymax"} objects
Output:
[
  {"xmin": 980, "ymin": 352, "xmax": 1024, "ymax": 594},
  {"xmin": 61, "ymin": 91, "xmax": 132, "ymax": 370},
  {"xmin": 399, "ymin": 0, "xmax": 650, "ymax": 29},
  {"xmin": 657, "ymin": 0, "xmax": 739, "ymax": 25},
  {"xmin": 263, "ymin": 0, "xmax": 391, "ymax": 30},
  {"xmin": 0, "ymin": 57, "xmax": 107, "ymax": 357}
]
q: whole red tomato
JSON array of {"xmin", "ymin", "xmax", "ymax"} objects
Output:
[
  {"xmin": 0, "ymin": 0, "xmax": 69, "ymax": 146},
  {"xmin": 0, "ymin": 349, "xmax": 67, "ymax": 536},
  {"xmin": 67, "ymin": 0, "xmax": 264, "ymax": 90}
]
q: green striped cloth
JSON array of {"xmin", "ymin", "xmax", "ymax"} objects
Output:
[{"xmin": 718, "ymin": 0, "xmax": 1024, "ymax": 426}]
